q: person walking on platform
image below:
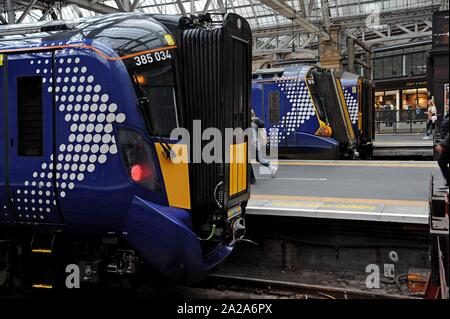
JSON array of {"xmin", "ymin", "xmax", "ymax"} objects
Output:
[
  {"xmin": 424, "ymin": 100, "xmax": 438, "ymax": 139},
  {"xmin": 435, "ymin": 107, "xmax": 449, "ymax": 187},
  {"xmin": 250, "ymin": 109, "xmax": 277, "ymax": 184}
]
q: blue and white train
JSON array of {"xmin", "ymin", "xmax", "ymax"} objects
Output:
[
  {"xmin": 0, "ymin": 13, "xmax": 251, "ymax": 288},
  {"xmin": 252, "ymin": 66, "xmax": 374, "ymax": 159}
]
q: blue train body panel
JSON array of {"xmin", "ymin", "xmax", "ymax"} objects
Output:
[
  {"xmin": 123, "ymin": 197, "xmax": 204, "ymax": 283},
  {"xmin": 0, "ymin": 42, "xmax": 204, "ymax": 278},
  {"xmin": 7, "ymin": 52, "xmax": 61, "ymax": 223},
  {"xmin": 0, "ymin": 13, "xmax": 250, "ymax": 284},
  {"xmin": 2, "ymin": 42, "xmax": 162, "ymax": 227},
  {"xmin": 122, "ymin": 196, "xmax": 234, "ymax": 283}
]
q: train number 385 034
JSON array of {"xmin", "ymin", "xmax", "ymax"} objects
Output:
[{"xmin": 133, "ymin": 50, "xmax": 172, "ymax": 66}]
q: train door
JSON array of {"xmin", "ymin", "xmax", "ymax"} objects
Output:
[
  {"xmin": 6, "ymin": 52, "xmax": 61, "ymax": 223},
  {"xmin": 0, "ymin": 54, "xmax": 8, "ymax": 223},
  {"xmin": 263, "ymin": 83, "xmax": 287, "ymax": 148}
]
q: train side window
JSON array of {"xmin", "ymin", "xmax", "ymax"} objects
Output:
[
  {"xmin": 17, "ymin": 76, "xmax": 43, "ymax": 156},
  {"xmin": 268, "ymin": 90, "xmax": 280, "ymax": 125}
]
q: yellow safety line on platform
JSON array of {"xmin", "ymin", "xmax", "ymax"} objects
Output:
[
  {"xmin": 273, "ymin": 161, "xmax": 437, "ymax": 168},
  {"xmin": 262, "ymin": 200, "xmax": 379, "ymax": 210},
  {"xmin": 251, "ymin": 194, "xmax": 428, "ymax": 207},
  {"xmin": 374, "ymin": 143, "xmax": 432, "ymax": 146}
]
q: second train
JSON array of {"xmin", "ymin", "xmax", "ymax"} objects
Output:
[{"xmin": 252, "ymin": 65, "xmax": 374, "ymax": 159}]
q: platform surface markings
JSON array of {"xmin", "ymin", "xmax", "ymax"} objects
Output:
[
  {"xmin": 272, "ymin": 161, "xmax": 438, "ymax": 168},
  {"xmin": 247, "ymin": 194, "xmax": 429, "ymax": 224}
]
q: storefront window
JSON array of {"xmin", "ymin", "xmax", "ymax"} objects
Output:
[
  {"xmin": 375, "ymin": 90, "xmax": 398, "ymax": 110},
  {"xmin": 375, "ymin": 92, "xmax": 384, "ymax": 110},
  {"xmin": 417, "ymin": 88, "xmax": 428, "ymax": 108},
  {"xmin": 384, "ymin": 91, "xmax": 397, "ymax": 110},
  {"xmin": 402, "ymin": 89, "xmax": 418, "ymax": 109},
  {"xmin": 401, "ymin": 88, "xmax": 428, "ymax": 110}
]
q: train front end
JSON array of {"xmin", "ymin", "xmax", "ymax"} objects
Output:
[
  {"xmin": 121, "ymin": 13, "xmax": 252, "ymax": 283},
  {"xmin": 0, "ymin": 13, "xmax": 251, "ymax": 288},
  {"xmin": 339, "ymin": 72, "xmax": 375, "ymax": 159},
  {"xmin": 119, "ymin": 14, "xmax": 251, "ymax": 282}
]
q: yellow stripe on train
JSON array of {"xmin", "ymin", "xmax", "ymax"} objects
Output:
[
  {"xmin": 336, "ymin": 78, "xmax": 356, "ymax": 141},
  {"xmin": 155, "ymin": 143, "xmax": 191, "ymax": 210},
  {"xmin": 229, "ymin": 142, "xmax": 247, "ymax": 196}
]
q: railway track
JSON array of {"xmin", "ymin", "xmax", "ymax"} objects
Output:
[{"xmin": 202, "ymin": 274, "xmax": 421, "ymax": 299}]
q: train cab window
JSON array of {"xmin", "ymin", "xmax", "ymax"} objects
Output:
[
  {"xmin": 306, "ymin": 78, "xmax": 328, "ymax": 124},
  {"xmin": 17, "ymin": 76, "xmax": 43, "ymax": 156},
  {"xmin": 268, "ymin": 90, "xmax": 280, "ymax": 125},
  {"xmin": 132, "ymin": 63, "xmax": 178, "ymax": 137}
]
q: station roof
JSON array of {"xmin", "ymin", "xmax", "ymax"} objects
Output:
[
  {"xmin": 0, "ymin": 0, "xmax": 438, "ymax": 27},
  {"xmin": 0, "ymin": 0, "xmax": 445, "ymax": 56}
]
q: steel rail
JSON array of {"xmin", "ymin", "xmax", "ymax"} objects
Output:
[{"xmin": 204, "ymin": 274, "xmax": 421, "ymax": 299}]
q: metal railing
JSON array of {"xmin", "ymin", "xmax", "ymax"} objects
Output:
[{"xmin": 375, "ymin": 109, "xmax": 428, "ymax": 134}]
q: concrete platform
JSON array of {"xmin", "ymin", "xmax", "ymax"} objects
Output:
[
  {"xmin": 248, "ymin": 160, "xmax": 444, "ymax": 225},
  {"xmin": 373, "ymin": 134, "xmax": 434, "ymax": 157}
]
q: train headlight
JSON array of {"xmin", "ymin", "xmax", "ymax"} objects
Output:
[
  {"xmin": 130, "ymin": 164, "xmax": 152, "ymax": 183},
  {"xmin": 118, "ymin": 129, "xmax": 162, "ymax": 193}
]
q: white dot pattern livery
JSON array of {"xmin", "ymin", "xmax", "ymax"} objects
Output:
[
  {"xmin": 268, "ymin": 76, "xmax": 316, "ymax": 145},
  {"xmin": 8, "ymin": 49, "xmax": 126, "ymax": 222},
  {"xmin": 343, "ymin": 88, "xmax": 359, "ymax": 125}
]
